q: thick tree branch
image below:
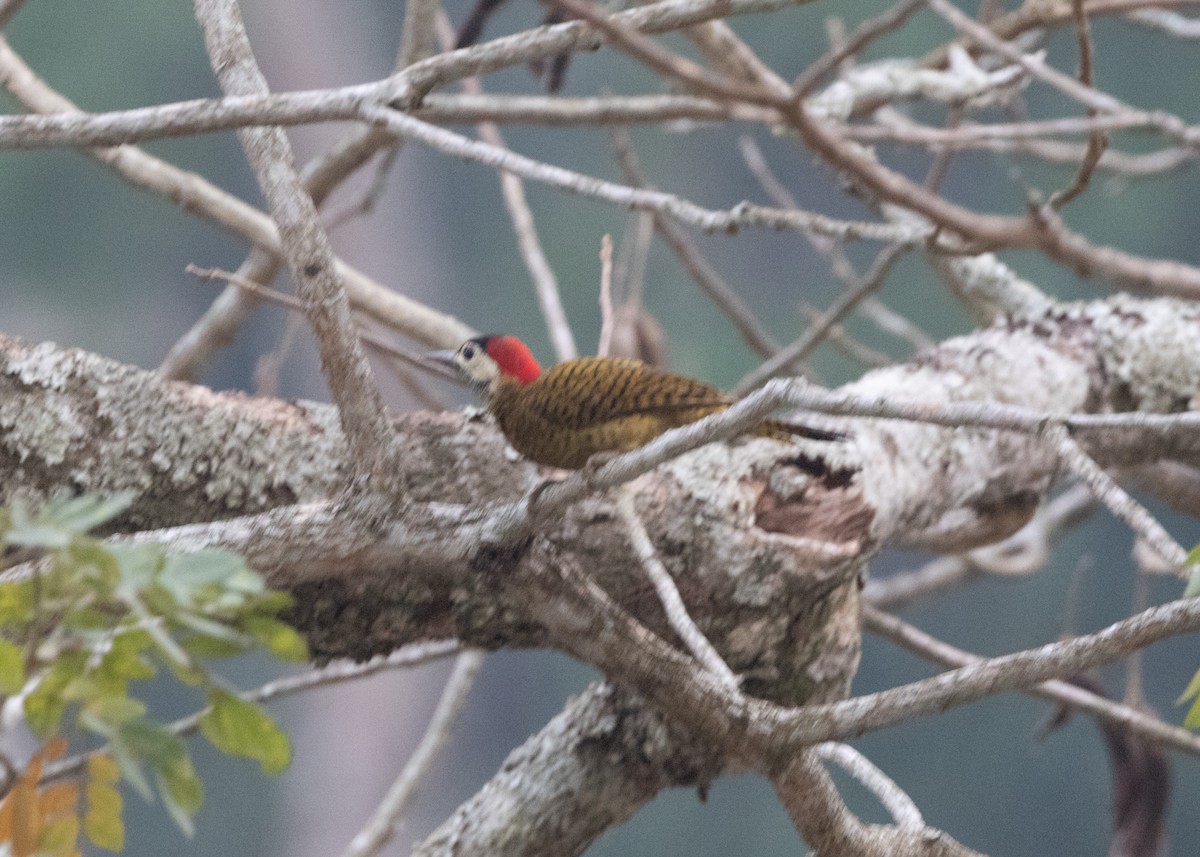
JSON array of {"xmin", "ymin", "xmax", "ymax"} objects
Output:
[{"xmin": 4, "ymin": 291, "xmax": 1199, "ymax": 854}]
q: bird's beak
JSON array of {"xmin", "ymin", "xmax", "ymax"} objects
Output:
[
  {"xmin": 408, "ymin": 349, "xmax": 465, "ymax": 386},
  {"xmin": 425, "ymin": 349, "xmax": 459, "ymax": 371}
]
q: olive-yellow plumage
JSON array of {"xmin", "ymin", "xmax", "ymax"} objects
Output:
[{"xmin": 438, "ymin": 335, "xmax": 839, "ymax": 470}]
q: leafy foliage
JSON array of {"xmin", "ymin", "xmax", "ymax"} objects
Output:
[
  {"xmin": 1177, "ymin": 667, "xmax": 1200, "ymax": 730},
  {"xmin": 0, "ymin": 495, "xmax": 307, "ymax": 849},
  {"xmin": 1184, "ymin": 542, "xmax": 1200, "ymax": 599}
]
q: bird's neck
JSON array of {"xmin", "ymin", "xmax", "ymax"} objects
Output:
[{"xmin": 487, "ymin": 375, "xmax": 524, "ymax": 405}]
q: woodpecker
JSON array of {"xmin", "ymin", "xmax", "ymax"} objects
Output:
[{"xmin": 434, "ymin": 335, "xmax": 842, "ymax": 470}]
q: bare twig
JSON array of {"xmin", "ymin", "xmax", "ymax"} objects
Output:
[
  {"xmin": 42, "ymin": 641, "xmax": 462, "ymax": 783},
  {"xmin": 733, "ymin": 245, "xmax": 906, "ymax": 394},
  {"xmin": 814, "ymin": 743, "xmax": 924, "ymax": 830},
  {"xmin": 1046, "ymin": 424, "xmax": 1188, "ymax": 570},
  {"xmin": 597, "ymin": 234, "xmax": 615, "ymax": 357},
  {"xmin": 793, "ymin": 0, "xmax": 930, "ymax": 96},
  {"xmin": 358, "ymin": 104, "xmax": 924, "ymax": 241},
  {"xmin": 0, "ymin": 0, "xmax": 26, "ymax": 30},
  {"xmin": 165, "ymin": 0, "xmax": 443, "ymax": 380},
  {"xmin": 186, "ymin": 265, "xmax": 465, "ymax": 387},
  {"xmin": 436, "ymin": 13, "xmax": 578, "ymax": 363},
  {"xmin": 195, "ymin": 0, "xmax": 399, "ymax": 483},
  {"xmin": 0, "ymin": 35, "xmax": 473, "ymax": 371},
  {"xmin": 1049, "ymin": 0, "xmax": 1108, "ymax": 209},
  {"xmin": 340, "ymin": 651, "xmax": 484, "ymax": 857},
  {"xmin": 614, "ymin": 490, "xmax": 740, "ymax": 691},
  {"xmin": 866, "ymin": 484, "xmax": 1098, "ymax": 606},
  {"xmin": 771, "ymin": 594, "xmax": 1200, "ymax": 749},
  {"xmin": 612, "ymin": 129, "xmax": 783, "ymax": 358},
  {"xmin": 772, "ymin": 750, "xmax": 971, "ymax": 856},
  {"xmin": 798, "ymin": 304, "xmax": 892, "ymax": 368},
  {"xmin": 1129, "ymin": 7, "xmax": 1200, "ymax": 36},
  {"xmin": 861, "ymin": 604, "xmax": 1200, "ymax": 758}
]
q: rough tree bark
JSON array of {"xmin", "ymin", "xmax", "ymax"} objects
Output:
[{"xmin": 3, "ymin": 292, "xmax": 1197, "ymax": 855}]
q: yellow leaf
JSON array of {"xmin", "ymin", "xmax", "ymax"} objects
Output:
[
  {"xmin": 84, "ymin": 781, "xmax": 124, "ymax": 852},
  {"xmin": 87, "ymin": 754, "xmax": 120, "ymax": 786},
  {"xmin": 37, "ymin": 815, "xmax": 79, "ymax": 857}
]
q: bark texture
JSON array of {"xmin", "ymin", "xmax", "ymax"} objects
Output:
[{"xmin": 2, "ymin": 293, "xmax": 1198, "ymax": 856}]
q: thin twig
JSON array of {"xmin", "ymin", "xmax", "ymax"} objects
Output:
[
  {"xmin": 0, "ymin": 36, "xmax": 474, "ymax": 378},
  {"xmin": 775, "ymin": 593, "xmax": 1200, "ymax": 749},
  {"xmin": 737, "ymin": 134, "xmax": 927, "ymax": 359},
  {"xmin": 0, "ymin": 0, "xmax": 26, "ymax": 30},
  {"xmin": 733, "ymin": 245, "xmax": 906, "ymax": 394},
  {"xmin": 798, "ymin": 304, "xmax": 892, "ymax": 368},
  {"xmin": 340, "ymin": 650, "xmax": 484, "ymax": 857},
  {"xmin": 793, "ymin": 0, "xmax": 930, "ymax": 96},
  {"xmin": 597, "ymin": 234, "xmax": 615, "ymax": 357},
  {"xmin": 1049, "ymin": 0, "xmax": 1108, "ymax": 209},
  {"xmin": 435, "ymin": 13, "xmax": 578, "ymax": 363},
  {"xmin": 865, "ymin": 484, "xmax": 1098, "ymax": 607},
  {"xmin": 861, "ymin": 604, "xmax": 1200, "ymax": 758},
  {"xmin": 186, "ymin": 265, "xmax": 466, "ymax": 387},
  {"xmin": 1046, "ymin": 424, "xmax": 1188, "ymax": 569},
  {"xmin": 42, "ymin": 641, "xmax": 462, "ymax": 783},
  {"xmin": 1129, "ymin": 7, "xmax": 1200, "ymax": 37},
  {"xmin": 195, "ymin": 0, "xmax": 399, "ymax": 484},
  {"xmin": 166, "ymin": 0, "xmax": 442, "ymax": 380},
  {"xmin": 813, "ymin": 742, "xmax": 924, "ymax": 830},
  {"xmin": 614, "ymin": 490, "xmax": 740, "ymax": 691},
  {"xmin": 612, "ymin": 129, "xmax": 783, "ymax": 359}
]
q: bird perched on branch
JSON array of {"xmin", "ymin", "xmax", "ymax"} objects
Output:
[{"xmin": 432, "ymin": 334, "xmax": 843, "ymax": 470}]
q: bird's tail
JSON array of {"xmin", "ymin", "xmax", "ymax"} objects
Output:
[{"xmin": 757, "ymin": 419, "xmax": 846, "ymax": 444}]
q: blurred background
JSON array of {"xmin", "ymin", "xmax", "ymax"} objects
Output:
[{"xmin": 3, "ymin": 0, "xmax": 1200, "ymax": 854}]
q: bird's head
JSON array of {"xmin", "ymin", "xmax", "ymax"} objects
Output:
[{"xmin": 434, "ymin": 335, "xmax": 543, "ymax": 394}]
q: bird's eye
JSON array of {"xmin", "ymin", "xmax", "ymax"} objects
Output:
[{"xmin": 461, "ymin": 344, "xmax": 476, "ymax": 360}]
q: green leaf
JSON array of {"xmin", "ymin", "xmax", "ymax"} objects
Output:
[
  {"xmin": 84, "ymin": 694, "xmax": 147, "ymax": 728},
  {"xmin": 0, "ymin": 639, "xmax": 26, "ymax": 694},
  {"xmin": 1187, "ymin": 695, "xmax": 1200, "ymax": 730},
  {"xmin": 241, "ymin": 615, "xmax": 308, "ymax": 663},
  {"xmin": 119, "ymin": 719, "xmax": 202, "ymax": 825},
  {"xmin": 1185, "ymin": 569, "xmax": 1200, "ymax": 599},
  {"xmin": 108, "ymin": 739, "xmax": 154, "ymax": 802},
  {"xmin": 160, "ymin": 550, "xmax": 249, "ymax": 604},
  {"xmin": 251, "ymin": 591, "xmax": 295, "ymax": 615},
  {"xmin": 50, "ymin": 492, "xmax": 136, "ymax": 535},
  {"xmin": 156, "ymin": 752, "xmax": 204, "ymax": 828},
  {"xmin": 7, "ymin": 522, "xmax": 69, "ymax": 549},
  {"xmin": 25, "ymin": 654, "xmax": 86, "ymax": 737},
  {"xmin": 110, "ymin": 542, "xmax": 166, "ymax": 594},
  {"xmin": 1177, "ymin": 667, "xmax": 1200, "ymax": 705},
  {"xmin": 158, "ymin": 753, "xmax": 203, "ymax": 814},
  {"xmin": 182, "ymin": 634, "xmax": 250, "ymax": 660},
  {"xmin": 37, "ymin": 816, "xmax": 80, "ymax": 857},
  {"xmin": 0, "ymin": 580, "xmax": 33, "ymax": 626},
  {"xmin": 199, "ymin": 689, "xmax": 291, "ymax": 774},
  {"xmin": 175, "ymin": 611, "xmax": 251, "ymax": 647},
  {"xmin": 224, "ymin": 568, "xmax": 266, "ymax": 596},
  {"xmin": 67, "ymin": 540, "xmax": 121, "ymax": 590},
  {"xmin": 100, "ymin": 630, "xmax": 157, "ymax": 683}
]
